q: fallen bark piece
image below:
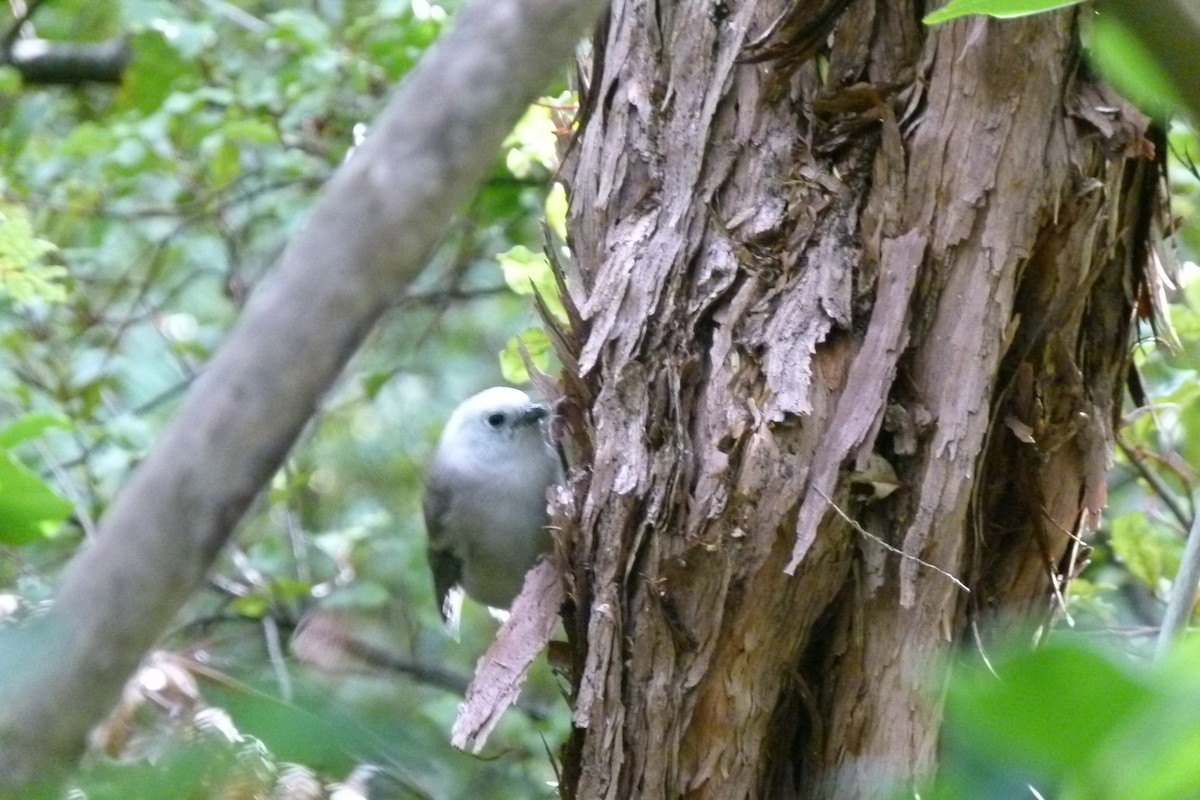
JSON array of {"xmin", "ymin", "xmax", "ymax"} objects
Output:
[{"xmin": 451, "ymin": 558, "xmax": 563, "ymax": 752}]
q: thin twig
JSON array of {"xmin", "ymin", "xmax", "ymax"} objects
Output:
[
  {"xmin": 52, "ymin": 374, "xmax": 197, "ymax": 474},
  {"xmin": 1155, "ymin": 499, "xmax": 1200, "ymax": 660},
  {"xmin": 262, "ymin": 615, "xmax": 293, "ymax": 702},
  {"xmin": 281, "ymin": 493, "xmax": 312, "ymax": 585},
  {"xmin": 1118, "ymin": 436, "xmax": 1192, "ymax": 532},
  {"xmin": 295, "ymin": 616, "xmax": 554, "ymax": 722},
  {"xmin": 970, "ymin": 618, "xmax": 999, "ymax": 678},
  {"xmin": 197, "ymin": 0, "xmax": 269, "ymax": 32},
  {"xmin": 1037, "ymin": 509, "xmax": 1083, "ymax": 627},
  {"xmin": 817, "ymin": 487, "xmax": 971, "ymax": 594},
  {"xmin": 32, "ymin": 440, "xmax": 98, "ymax": 539},
  {"xmin": 401, "ymin": 284, "xmax": 510, "ymax": 305}
]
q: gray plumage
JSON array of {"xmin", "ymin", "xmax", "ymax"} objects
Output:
[{"xmin": 422, "ymin": 387, "xmax": 561, "ymax": 624}]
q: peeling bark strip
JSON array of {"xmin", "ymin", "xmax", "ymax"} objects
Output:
[
  {"xmin": 452, "ymin": 559, "xmax": 564, "ymax": 752},
  {"xmin": 787, "ymin": 229, "xmax": 926, "ymax": 573},
  {"xmin": 559, "ymin": 1, "xmax": 1156, "ymax": 797}
]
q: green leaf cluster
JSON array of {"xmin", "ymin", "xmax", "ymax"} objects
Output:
[{"xmin": 0, "ymin": 204, "xmax": 66, "ymax": 305}]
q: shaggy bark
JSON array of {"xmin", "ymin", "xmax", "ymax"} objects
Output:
[{"xmin": 557, "ymin": 1, "xmax": 1157, "ymax": 797}]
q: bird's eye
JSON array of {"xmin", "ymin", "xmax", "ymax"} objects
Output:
[{"xmin": 486, "ymin": 412, "xmax": 506, "ymax": 428}]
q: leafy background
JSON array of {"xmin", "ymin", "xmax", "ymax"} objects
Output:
[
  {"xmin": 3, "ymin": 0, "xmax": 568, "ymax": 796},
  {"xmin": 1, "ymin": 0, "xmax": 1199, "ymax": 797}
]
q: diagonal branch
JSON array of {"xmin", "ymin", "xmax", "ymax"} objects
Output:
[{"xmin": 0, "ymin": 0, "xmax": 49, "ymax": 55}]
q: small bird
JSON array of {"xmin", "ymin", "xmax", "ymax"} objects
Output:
[{"xmin": 422, "ymin": 387, "xmax": 561, "ymax": 628}]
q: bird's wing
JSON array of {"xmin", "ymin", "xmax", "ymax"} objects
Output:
[{"xmin": 422, "ymin": 476, "xmax": 464, "ymax": 629}]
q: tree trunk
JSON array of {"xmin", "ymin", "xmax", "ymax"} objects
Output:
[{"xmin": 556, "ymin": 2, "xmax": 1157, "ymax": 797}]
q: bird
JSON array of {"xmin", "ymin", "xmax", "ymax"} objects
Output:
[{"xmin": 422, "ymin": 386, "xmax": 561, "ymax": 629}]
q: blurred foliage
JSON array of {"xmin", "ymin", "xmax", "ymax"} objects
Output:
[
  {"xmin": 1, "ymin": 0, "xmax": 569, "ymax": 796},
  {"xmin": 1086, "ymin": 12, "xmax": 1184, "ymax": 122},
  {"xmin": 0, "ymin": 411, "xmax": 73, "ymax": 545},
  {"xmin": 0, "ymin": 202, "xmax": 66, "ymax": 304},
  {"xmin": 917, "ymin": 635, "xmax": 1200, "ymax": 800}
]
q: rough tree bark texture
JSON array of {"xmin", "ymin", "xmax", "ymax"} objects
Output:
[{"xmin": 556, "ymin": 1, "xmax": 1156, "ymax": 798}]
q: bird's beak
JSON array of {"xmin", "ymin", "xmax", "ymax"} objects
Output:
[{"xmin": 520, "ymin": 403, "xmax": 550, "ymax": 425}]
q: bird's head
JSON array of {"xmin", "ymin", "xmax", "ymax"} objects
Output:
[{"xmin": 439, "ymin": 386, "xmax": 550, "ymax": 461}]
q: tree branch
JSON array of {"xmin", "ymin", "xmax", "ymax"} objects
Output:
[
  {"xmin": 0, "ymin": 0, "xmax": 49, "ymax": 55},
  {"xmin": 1117, "ymin": 436, "xmax": 1192, "ymax": 533},
  {"xmin": 0, "ymin": 0, "xmax": 605, "ymax": 786},
  {"xmin": 3, "ymin": 38, "xmax": 131, "ymax": 85},
  {"xmin": 1156, "ymin": 503, "xmax": 1200, "ymax": 659}
]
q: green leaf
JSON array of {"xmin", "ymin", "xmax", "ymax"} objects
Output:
[
  {"xmin": 207, "ymin": 140, "xmax": 242, "ymax": 188},
  {"xmin": 924, "ymin": 0, "xmax": 1085, "ymax": 25},
  {"xmin": 497, "ymin": 245, "xmax": 549, "ymax": 293},
  {"xmin": 361, "ymin": 370, "xmax": 393, "ymax": 399},
  {"xmin": 945, "ymin": 641, "xmax": 1157, "ymax": 781},
  {"xmin": 60, "ymin": 121, "xmax": 117, "ymax": 158},
  {"xmin": 72, "ymin": 738, "xmax": 238, "ymax": 800},
  {"xmin": 1077, "ymin": 641, "xmax": 1200, "ymax": 799},
  {"xmin": 1178, "ymin": 393, "xmax": 1200, "ymax": 469},
  {"xmin": 497, "ymin": 244, "xmax": 565, "ymax": 321},
  {"xmin": 1110, "ymin": 511, "xmax": 1183, "ymax": 592},
  {"xmin": 504, "ymin": 102, "xmax": 558, "ymax": 179},
  {"xmin": 0, "ymin": 453, "xmax": 72, "ymax": 545},
  {"xmin": 0, "ymin": 65, "xmax": 22, "ymax": 94},
  {"xmin": 119, "ymin": 30, "xmax": 195, "ymax": 114},
  {"xmin": 0, "ymin": 412, "xmax": 72, "ymax": 448},
  {"xmin": 321, "ymin": 579, "xmax": 391, "ymax": 610},
  {"xmin": 203, "ymin": 673, "xmax": 411, "ymax": 776},
  {"xmin": 270, "ymin": 577, "xmax": 314, "ymax": 605},
  {"xmin": 230, "ymin": 593, "xmax": 271, "ymax": 619},
  {"xmin": 546, "ymin": 181, "xmax": 568, "ymax": 241},
  {"xmin": 1088, "ymin": 12, "xmax": 1185, "ymax": 121},
  {"xmin": 221, "ymin": 118, "xmax": 278, "ymax": 145},
  {"xmin": 0, "ymin": 205, "xmax": 66, "ymax": 305},
  {"xmin": 1096, "ymin": 700, "xmax": 1200, "ymax": 800},
  {"xmin": 499, "ymin": 327, "xmax": 551, "ymax": 385},
  {"xmin": 474, "ymin": 177, "xmax": 529, "ymax": 228}
]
